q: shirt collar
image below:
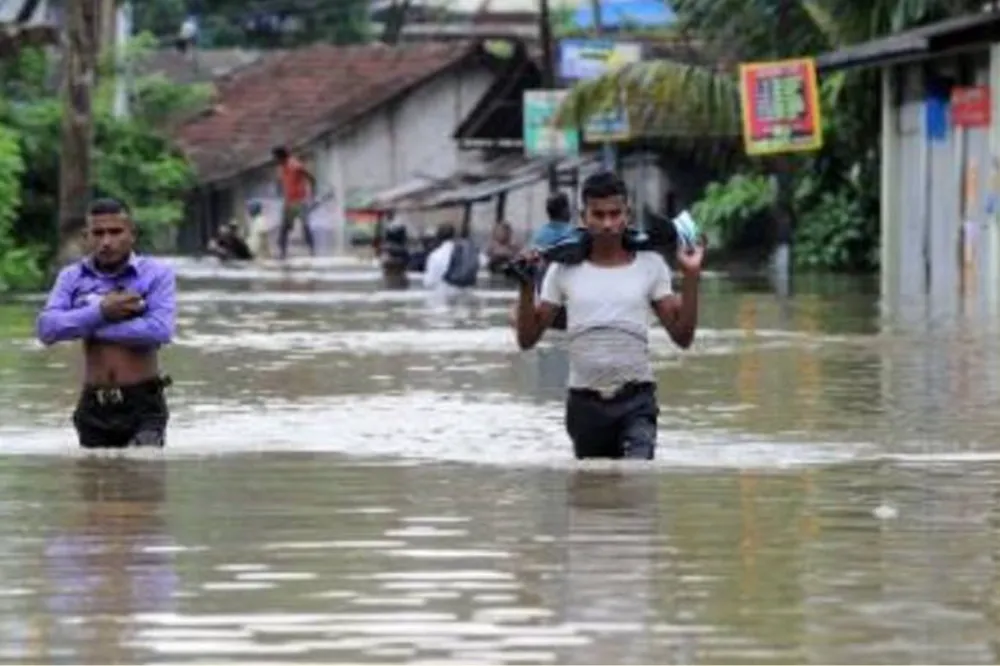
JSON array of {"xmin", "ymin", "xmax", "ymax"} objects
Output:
[{"xmin": 81, "ymin": 252, "xmax": 140, "ymax": 277}]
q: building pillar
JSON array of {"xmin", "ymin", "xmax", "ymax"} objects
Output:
[
  {"xmin": 987, "ymin": 44, "xmax": 1000, "ymax": 311},
  {"xmin": 880, "ymin": 65, "xmax": 901, "ymax": 316}
]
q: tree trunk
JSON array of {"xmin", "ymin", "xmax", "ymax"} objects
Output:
[
  {"xmin": 56, "ymin": 0, "xmax": 101, "ymax": 265},
  {"xmin": 100, "ymin": 0, "xmax": 116, "ymax": 58}
]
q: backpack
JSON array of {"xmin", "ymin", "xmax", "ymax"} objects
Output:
[{"xmin": 443, "ymin": 238, "xmax": 480, "ymax": 288}]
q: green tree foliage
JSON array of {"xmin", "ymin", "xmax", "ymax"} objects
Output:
[
  {"xmin": 0, "ymin": 123, "xmax": 41, "ymax": 292},
  {"xmin": 692, "ymin": 173, "xmax": 775, "ymax": 250},
  {"xmin": 0, "ymin": 34, "xmax": 208, "ymax": 293},
  {"xmin": 132, "ymin": 0, "xmax": 372, "ymax": 48},
  {"xmin": 559, "ymin": 0, "xmax": 984, "ymax": 272}
]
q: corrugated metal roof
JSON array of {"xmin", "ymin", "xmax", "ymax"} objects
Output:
[
  {"xmin": 816, "ymin": 11, "xmax": 1000, "ymax": 72},
  {"xmin": 428, "ymin": 155, "xmax": 598, "ymax": 206}
]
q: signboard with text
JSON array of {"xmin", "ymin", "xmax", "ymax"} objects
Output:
[
  {"xmin": 583, "ymin": 89, "xmax": 631, "ymax": 142},
  {"xmin": 952, "ymin": 85, "xmax": 991, "ymax": 127},
  {"xmin": 523, "ymin": 90, "xmax": 580, "ymax": 157},
  {"xmin": 557, "ymin": 39, "xmax": 643, "ymax": 81},
  {"xmin": 584, "ymin": 108, "xmax": 630, "ymax": 142},
  {"xmin": 738, "ymin": 57, "xmax": 823, "ymax": 156}
]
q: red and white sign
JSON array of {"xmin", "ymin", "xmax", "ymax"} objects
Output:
[{"xmin": 952, "ymin": 86, "xmax": 991, "ymax": 127}]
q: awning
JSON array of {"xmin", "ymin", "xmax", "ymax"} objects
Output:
[
  {"xmin": 428, "ymin": 155, "xmax": 599, "ymax": 207},
  {"xmin": 356, "ymin": 155, "xmax": 598, "ymax": 213},
  {"xmin": 366, "ymin": 177, "xmax": 441, "ymax": 208},
  {"xmin": 362, "ymin": 174, "xmax": 480, "ymax": 211},
  {"xmin": 816, "ymin": 11, "xmax": 1000, "ymax": 73}
]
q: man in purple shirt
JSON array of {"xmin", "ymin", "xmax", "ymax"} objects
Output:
[{"xmin": 36, "ymin": 198, "xmax": 177, "ymax": 448}]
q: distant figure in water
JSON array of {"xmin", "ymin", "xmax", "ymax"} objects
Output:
[
  {"xmin": 207, "ymin": 222, "xmax": 253, "ymax": 262},
  {"xmin": 273, "ymin": 144, "xmax": 317, "ymax": 260},
  {"xmin": 423, "ymin": 222, "xmax": 480, "ymax": 306},
  {"xmin": 379, "ymin": 219, "xmax": 410, "ymax": 288},
  {"xmin": 486, "ymin": 220, "xmax": 519, "ymax": 276},
  {"xmin": 246, "ymin": 200, "xmax": 271, "ymax": 261},
  {"xmin": 380, "ymin": 220, "xmax": 410, "ymax": 271},
  {"xmin": 35, "ymin": 197, "xmax": 176, "ymax": 449},
  {"xmin": 407, "ymin": 230, "xmax": 438, "ymax": 273}
]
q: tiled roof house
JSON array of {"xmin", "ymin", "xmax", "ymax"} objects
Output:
[
  {"xmin": 175, "ymin": 41, "xmax": 488, "ymax": 185},
  {"xmin": 173, "ymin": 40, "xmax": 506, "ymax": 252}
]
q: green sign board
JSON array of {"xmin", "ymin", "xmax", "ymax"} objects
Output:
[{"xmin": 523, "ymin": 90, "xmax": 580, "ymax": 157}]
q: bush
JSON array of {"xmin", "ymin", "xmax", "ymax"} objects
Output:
[
  {"xmin": 795, "ymin": 187, "xmax": 878, "ymax": 272},
  {"xmin": 0, "ymin": 123, "xmax": 43, "ymax": 292},
  {"xmin": 0, "ymin": 38, "xmax": 208, "ymax": 292},
  {"xmin": 690, "ymin": 162, "xmax": 879, "ymax": 272},
  {"xmin": 691, "ymin": 173, "xmax": 774, "ymax": 250}
]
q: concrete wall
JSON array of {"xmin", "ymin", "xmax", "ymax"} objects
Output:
[{"xmin": 879, "ymin": 48, "xmax": 1000, "ymax": 453}]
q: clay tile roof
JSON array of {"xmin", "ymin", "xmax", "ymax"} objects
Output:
[
  {"xmin": 174, "ymin": 40, "xmax": 482, "ymax": 184},
  {"xmin": 139, "ymin": 48, "xmax": 265, "ymax": 85}
]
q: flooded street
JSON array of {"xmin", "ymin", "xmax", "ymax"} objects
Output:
[{"xmin": 2, "ymin": 257, "xmax": 1000, "ymax": 663}]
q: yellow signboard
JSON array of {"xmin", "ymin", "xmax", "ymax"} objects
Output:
[{"xmin": 738, "ymin": 57, "xmax": 823, "ymax": 156}]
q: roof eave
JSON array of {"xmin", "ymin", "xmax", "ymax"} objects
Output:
[
  {"xmin": 815, "ymin": 11, "xmax": 1000, "ymax": 73},
  {"xmin": 816, "ymin": 35, "xmax": 928, "ymax": 72}
]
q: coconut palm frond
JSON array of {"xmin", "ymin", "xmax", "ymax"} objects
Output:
[
  {"xmin": 800, "ymin": 0, "xmax": 842, "ymax": 46},
  {"xmin": 555, "ymin": 60, "xmax": 743, "ymax": 139}
]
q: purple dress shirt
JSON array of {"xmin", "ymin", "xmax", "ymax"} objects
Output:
[{"xmin": 35, "ymin": 254, "xmax": 176, "ymax": 349}]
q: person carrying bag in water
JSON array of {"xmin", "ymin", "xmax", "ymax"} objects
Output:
[
  {"xmin": 423, "ymin": 223, "xmax": 481, "ymax": 294},
  {"xmin": 513, "ymin": 171, "xmax": 705, "ymax": 460}
]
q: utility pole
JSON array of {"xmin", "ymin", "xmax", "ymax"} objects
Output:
[
  {"xmin": 590, "ymin": 0, "xmax": 617, "ymax": 172},
  {"xmin": 538, "ymin": 0, "xmax": 558, "ymax": 192},
  {"xmin": 56, "ymin": 0, "xmax": 101, "ymax": 264},
  {"xmin": 590, "ymin": 0, "xmax": 602, "ymax": 31},
  {"xmin": 770, "ymin": 0, "xmax": 793, "ymax": 299}
]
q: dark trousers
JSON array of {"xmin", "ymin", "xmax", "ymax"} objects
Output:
[
  {"xmin": 73, "ymin": 377, "xmax": 171, "ymax": 449},
  {"xmin": 565, "ymin": 381, "xmax": 659, "ymax": 460},
  {"xmin": 278, "ymin": 203, "xmax": 315, "ymax": 258}
]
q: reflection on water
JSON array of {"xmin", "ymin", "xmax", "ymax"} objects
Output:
[
  {"xmin": 0, "ymin": 256, "xmax": 1000, "ymax": 662},
  {"xmin": 41, "ymin": 457, "xmax": 177, "ymax": 663}
]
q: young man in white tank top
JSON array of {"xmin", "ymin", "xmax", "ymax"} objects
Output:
[{"xmin": 514, "ymin": 171, "xmax": 704, "ymax": 460}]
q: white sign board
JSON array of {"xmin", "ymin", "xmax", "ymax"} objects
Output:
[
  {"xmin": 523, "ymin": 90, "xmax": 580, "ymax": 157},
  {"xmin": 558, "ymin": 39, "xmax": 643, "ymax": 81}
]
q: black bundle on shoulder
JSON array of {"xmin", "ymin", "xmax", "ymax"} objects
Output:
[{"xmin": 503, "ymin": 227, "xmax": 657, "ymax": 284}]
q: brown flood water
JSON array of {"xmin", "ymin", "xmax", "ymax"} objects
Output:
[{"xmin": 1, "ymin": 256, "xmax": 1000, "ymax": 664}]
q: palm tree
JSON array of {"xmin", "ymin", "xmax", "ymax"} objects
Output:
[
  {"xmin": 557, "ymin": 0, "xmax": 983, "ymax": 143},
  {"xmin": 554, "ymin": 0, "xmax": 984, "ymax": 274}
]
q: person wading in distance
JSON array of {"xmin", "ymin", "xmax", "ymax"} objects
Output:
[
  {"xmin": 36, "ymin": 198, "xmax": 177, "ymax": 448},
  {"xmin": 514, "ymin": 171, "xmax": 705, "ymax": 460},
  {"xmin": 272, "ymin": 145, "xmax": 317, "ymax": 260}
]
